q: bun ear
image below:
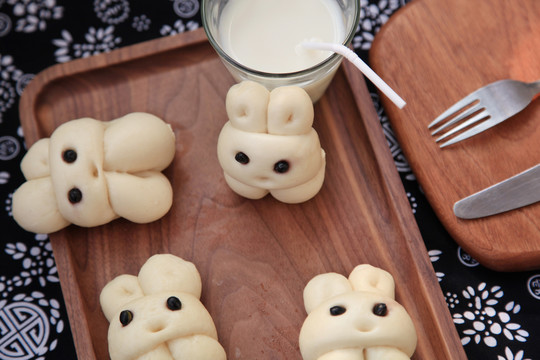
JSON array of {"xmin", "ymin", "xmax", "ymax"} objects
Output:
[
  {"xmin": 103, "ymin": 112, "xmax": 176, "ymax": 173},
  {"xmin": 20, "ymin": 138, "xmax": 50, "ymax": 180},
  {"xmin": 348, "ymin": 264, "xmax": 395, "ymax": 299},
  {"xmin": 137, "ymin": 254, "xmax": 202, "ymax": 298},
  {"xmin": 267, "ymin": 86, "xmax": 314, "ymax": 135},
  {"xmin": 303, "ymin": 273, "xmax": 352, "ymax": 314},
  {"xmin": 100, "ymin": 274, "xmax": 144, "ymax": 322},
  {"xmin": 226, "ymin": 81, "xmax": 269, "ymax": 133},
  {"xmin": 12, "ymin": 177, "xmax": 70, "ymax": 234}
]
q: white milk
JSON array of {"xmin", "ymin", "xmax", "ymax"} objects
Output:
[{"xmin": 218, "ymin": 0, "xmax": 346, "ymax": 74}]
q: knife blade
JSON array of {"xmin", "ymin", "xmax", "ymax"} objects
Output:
[{"xmin": 454, "ymin": 163, "xmax": 540, "ymax": 219}]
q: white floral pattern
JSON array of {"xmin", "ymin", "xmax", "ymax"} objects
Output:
[
  {"xmin": 0, "ymin": 55, "xmax": 17, "ymax": 121},
  {"xmin": 0, "ymin": 171, "xmax": 9, "ymax": 184},
  {"xmin": 498, "ymin": 346, "xmax": 532, "ymax": 360},
  {"xmin": 0, "ymin": 234, "xmax": 65, "ymax": 359},
  {"xmin": 0, "ymin": 12, "xmax": 12, "ymax": 36},
  {"xmin": 171, "ymin": 0, "xmax": 199, "ymax": 18},
  {"xmin": 132, "ymin": 14, "xmax": 150, "ymax": 32},
  {"xmin": 429, "ymin": 249, "xmax": 442, "ymax": 262},
  {"xmin": 453, "ymin": 283, "xmax": 529, "ymax": 348},
  {"xmin": 0, "ymin": 54, "xmax": 32, "ymax": 123},
  {"xmin": 159, "ymin": 19, "xmax": 198, "ymax": 36},
  {"xmin": 353, "ymin": 0, "xmax": 405, "ymax": 50},
  {"xmin": 526, "ymin": 275, "xmax": 540, "ymax": 300},
  {"xmin": 4, "ymin": 192, "xmax": 13, "ymax": 217},
  {"xmin": 5, "ymin": 0, "xmax": 63, "ymax": 33},
  {"xmin": 429, "ymin": 248, "xmax": 532, "ymax": 356},
  {"xmin": 0, "ymin": 136, "xmax": 20, "ymax": 160},
  {"xmin": 446, "ymin": 292, "xmax": 460, "ymax": 309},
  {"xmin": 53, "ymin": 25, "xmax": 122, "ymax": 63},
  {"xmin": 0, "ymin": 291, "xmax": 64, "ymax": 359},
  {"xmin": 406, "ymin": 192, "xmax": 418, "ymax": 214},
  {"xmin": 428, "ymin": 249, "xmax": 445, "ymax": 281},
  {"xmin": 3, "ymin": 234, "xmax": 59, "ymax": 292},
  {"xmin": 457, "ymin": 247, "xmax": 480, "ymax": 267},
  {"xmin": 94, "ymin": 0, "xmax": 130, "ymax": 25}
]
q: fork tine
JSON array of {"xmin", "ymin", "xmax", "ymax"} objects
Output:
[
  {"xmin": 435, "ymin": 110, "xmax": 489, "ymax": 143},
  {"xmin": 431, "ymin": 103, "xmax": 483, "ymax": 135},
  {"xmin": 428, "ymin": 93, "xmax": 478, "ymax": 128},
  {"xmin": 438, "ymin": 114, "xmax": 495, "ymax": 148}
]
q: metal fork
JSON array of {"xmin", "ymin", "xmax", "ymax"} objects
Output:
[{"xmin": 428, "ymin": 79, "xmax": 540, "ymax": 148}]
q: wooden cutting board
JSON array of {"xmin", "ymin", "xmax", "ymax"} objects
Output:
[{"xmin": 370, "ymin": 0, "xmax": 540, "ymax": 271}]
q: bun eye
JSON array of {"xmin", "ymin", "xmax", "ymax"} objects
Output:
[
  {"xmin": 273, "ymin": 160, "xmax": 289, "ymax": 173},
  {"xmin": 329, "ymin": 305, "xmax": 346, "ymax": 316},
  {"xmin": 62, "ymin": 149, "xmax": 77, "ymax": 163},
  {"xmin": 166, "ymin": 296, "xmax": 182, "ymax": 311},
  {"xmin": 373, "ymin": 303, "xmax": 388, "ymax": 316},
  {"xmin": 235, "ymin": 152, "xmax": 250, "ymax": 164},
  {"xmin": 68, "ymin": 188, "xmax": 82, "ymax": 203},
  {"xmin": 119, "ymin": 310, "xmax": 133, "ymax": 326}
]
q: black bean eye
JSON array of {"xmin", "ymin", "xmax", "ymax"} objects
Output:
[
  {"xmin": 373, "ymin": 303, "xmax": 388, "ymax": 316},
  {"xmin": 273, "ymin": 160, "xmax": 289, "ymax": 173},
  {"xmin": 62, "ymin": 149, "xmax": 77, "ymax": 163},
  {"xmin": 235, "ymin": 152, "xmax": 249, "ymax": 164},
  {"xmin": 62, "ymin": 149, "xmax": 77, "ymax": 164},
  {"xmin": 329, "ymin": 305, "xmax": 346, "ymax": 316},
  {"xmin": 119, "ymin": 310, "xmax": 133, "ymax": 326},
  {"xmin": 166, "ymin": 296, "xmax": 182, "ymax": 311},
  {"xmin": 68, "ymin": 188, "xmax": 82, "ymax": 203}
]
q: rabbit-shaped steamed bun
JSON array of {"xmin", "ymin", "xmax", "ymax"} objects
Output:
[
  {"xmin": 12, "ymin": 112, "xmax": 175, "ymax": 234},
  {"xmin": 100, "ymin": 254, "xmax": 226, "ymax": 360},
  {"xmin": 299, "ymin": 264, "xmax": 417, "ymax": 360},
  {"xmin": 217, "ymin": 81, "xmax": 326, "ymax": 203}
]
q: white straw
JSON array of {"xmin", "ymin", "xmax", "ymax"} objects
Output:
[{"xmin": 302, "ymin": 41, "xmax": 406, "ymax": 109}]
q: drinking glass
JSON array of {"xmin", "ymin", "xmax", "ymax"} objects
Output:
[{"xmin": 202, "ymin": 0, "xmax": 360, "ymax": 102}]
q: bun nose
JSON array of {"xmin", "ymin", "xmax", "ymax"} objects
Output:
[
  {"xmin": 146, "ymin": 318, "xmax": 168, "ymax": 333},
  {"xmin": 355, "ymin": 318, "xmax": 376, "ymax": 332}
]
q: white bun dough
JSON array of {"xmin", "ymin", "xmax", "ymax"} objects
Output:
[
  {"xmin": 300, "ymin": 264, "xmax": 417, "ymax": 360},
  {"xmin": 217, "ymin": 81, "xmax": 326, "ymax": 204},
  {"xmin": 100, "ymin": 254, "xmax": 226, "ymax": 360},
  {"xmin": 12, "ymin": 112, "xmax": 175, "ymax": 234}
]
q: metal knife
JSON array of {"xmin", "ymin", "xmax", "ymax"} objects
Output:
[{"xmin": 454, "ymin": 163, "xmax": 540, "ymax": 219}]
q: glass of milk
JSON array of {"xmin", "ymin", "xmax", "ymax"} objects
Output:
[{"xmin": 202, "ymin": 0, "xmax": 360, "ymax": 102}]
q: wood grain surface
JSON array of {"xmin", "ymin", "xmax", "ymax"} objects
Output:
[
  {"xmin": 19, "ymin": 28, "xmax": 466, "ymax": 359},
  {"xmin": 370, "ymin": 0, "xmax": 540, "ymax": 271}
]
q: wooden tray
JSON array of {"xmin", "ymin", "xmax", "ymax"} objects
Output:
[
  {"xmin": 370, "ymin": 0, "xmax": 540, "ymax": 271},
  {"xmin": 19, "ymin": 28, "xmax": 466, "ymax": 359}
]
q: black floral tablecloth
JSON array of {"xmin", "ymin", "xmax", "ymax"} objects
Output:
[{"xmin": 0, "ymin": 1, "xmax": 539, "ymax": 359}]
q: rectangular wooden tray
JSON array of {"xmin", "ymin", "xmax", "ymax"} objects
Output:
[{"xmin": 19, "ymin": 28, "xmax": 466, "ymax": 359}]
